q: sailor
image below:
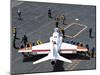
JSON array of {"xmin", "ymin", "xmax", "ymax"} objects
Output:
[
  {"xmin": 12, "ymin": 27, "xmax": 17, "ymax": 38},
  {"xmin": 17, "ymin": 9, "xmax": 22, "ymax": 20},
  {"xmin": 12, "ymin": 35, "xmax": 16, "ymax": 48},
  {"xmin": 55, "ymin": 17, "xmax": 59, "ymax": 28},
  {"xmin": 89, "ymin": 28, "xmax": 93, "ymax": 38},
  {"xmin": 85, "ymin": 44, "xmax": 90, "ymax": 56},
  {"xmin": 73, "ymin": 41, "xmax": 76, "ymax": 45},
  {"xmin": 60, "ymin": 28, "xmax": 65, "ymax": 38},
  {"xmin": 60, "ymin": 15, "xmax": 66, "ymax": 25},
  {"xmin": 79, "ymin": 42, "xmax": 84, "ymax": 47},
  {"xmin": 91, "ymin": 47, "xmax": 96, "ymax": 58},
  {"xmin": 48, "ymin": 8, "xmax": 52, "ymax": 18},
  {"xmin": 12, "ymin": 27, "xmax": 19, "ymax": 48},
  {"xmin": 32, "ymin": 41, "xmax": 35, "ymax": 46},
  {"xmin": 70, "ymin": 40, "xmax": 73, "ymax": 44},
  {"xmin": 36, "ymin": 40, "xmax": 43, "ymax": 45},
  {"xmin": 21, "ymin": 34, "xmax": 28, "ymax": 47},
  {"xmin": 66, "ymin": 41, "xmax": 69, "ymax": 43},
  {"xmin": 76, "ymin": 42, "xmax": 80, "ymax": 46}
]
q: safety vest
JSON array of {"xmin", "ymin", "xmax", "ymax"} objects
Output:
[
  {"xmin": 36, "ymin": 40, "xmax": 43, "ymax": 45},
  {"xmin": 12, "ymin": 27, "xmax": 16, "ymax": 34},
  {"xmin": 60, "ymin": 15, "xmax": 65, "ymax": 20}
]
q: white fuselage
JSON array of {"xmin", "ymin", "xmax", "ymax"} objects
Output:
[{"xmin": 49, "ymin": 31, "xmax": 62, "ymax": 60}]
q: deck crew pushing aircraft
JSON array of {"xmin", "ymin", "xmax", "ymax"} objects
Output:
[{"xmin": 18, "ymin": 28, "xmax": 88, "ymax": 65}]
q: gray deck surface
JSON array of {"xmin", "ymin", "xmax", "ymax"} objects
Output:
[{"xmin": 11, "ymin": 1, "xmax": 96, "ymax": 74}]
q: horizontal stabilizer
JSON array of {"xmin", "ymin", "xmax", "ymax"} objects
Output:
[
  {"xmin": 57, "ymin": 55, "xmax": 72, "ymax": 63},
  {"xmin": 33, "ymin": 56, "xmax": 50, "ymax": 64}
]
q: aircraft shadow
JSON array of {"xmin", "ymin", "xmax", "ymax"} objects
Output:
[
  {"xmin": 23, "ymin": 54, "xmax": 90, "ymax": 62},
  {"xmin": 23, "ymin": 54, "xmax": 47, "ymax": 62},
  {"xmin": 61, "ymin": 54, "xmax": 90, "ymax": 60},
  {"xmin": 52, "ymin": 60, "xmax": 64, "ymax": 72}
]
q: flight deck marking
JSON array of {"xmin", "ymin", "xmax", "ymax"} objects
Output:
[
  {"xmin": 64, "ymin": 23, "xmax": 87, "ymax": 38},
  {"xmin": 30, "ymin": 61, "xmax": 51, "ymax": 72},
  {"xmin": 34, "ymin": 15, "xmax": 43, "ymax": 19},
  {"xmin": 67, "ymin": 60, "xmax": 82, "ymax": 70},
  {"xmin": 64, "ymin": 23, "xmax": 75, "ymax": 30},
  {"xmin": 73, "ymin": 26, "xmax": 87, "ymax": 38}
]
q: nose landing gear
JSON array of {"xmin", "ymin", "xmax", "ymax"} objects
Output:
[{"xmin": 51, "ymin": 61, "xmax": 56, "ymax": 66}]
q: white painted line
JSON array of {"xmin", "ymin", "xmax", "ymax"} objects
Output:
[
  {"xmin": 73, "ymin": 25, "xmax": 87, "ymax": 38},
  {"xmin": 74, "ymin": 23, "xmax": 87, "ymax": 27},
  {"xmin": 64, "ymin": 22, "xmax": 75, "ymax": 30},
  {"xmin": 65, "ymin": 35, "xmax": 73, "ymax": 38},
  {"xmin": 34, "ymin": 15, "xmax": 43, "ymax": 19},
  {"xmin": 64, "ymin": 23, "xmax": 87, "ymax": 38}
]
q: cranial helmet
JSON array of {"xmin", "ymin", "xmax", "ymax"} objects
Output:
[{"xmin": 54, "ymin": 28, "xmax": 58, "ymax": 32}]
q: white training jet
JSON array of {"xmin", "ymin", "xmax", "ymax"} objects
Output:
[{"xmin": 18, "ymin": 28, "xmax": 87, "ymax": 65}]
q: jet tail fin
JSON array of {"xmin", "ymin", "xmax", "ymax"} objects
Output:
[
  {"xmin": 57, "ymin": 55, "xmax": 72, "ymax": 63},
  {"xmin": 33, "ymin": 56, "xmax": 50, "ymax": 64}
]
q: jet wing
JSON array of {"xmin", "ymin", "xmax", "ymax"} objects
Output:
[
  {"xmin": 60, "ymin": 43, "xmax": 87, "ymax": 54},
  {"xmin": 18, "ymin": 43, "xmax": 51, "ymax": 54}
]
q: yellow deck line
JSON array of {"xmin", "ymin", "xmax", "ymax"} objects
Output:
[{"xmin": 67, "ymin": 60, "xmax": 82, "ymax": 70}]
